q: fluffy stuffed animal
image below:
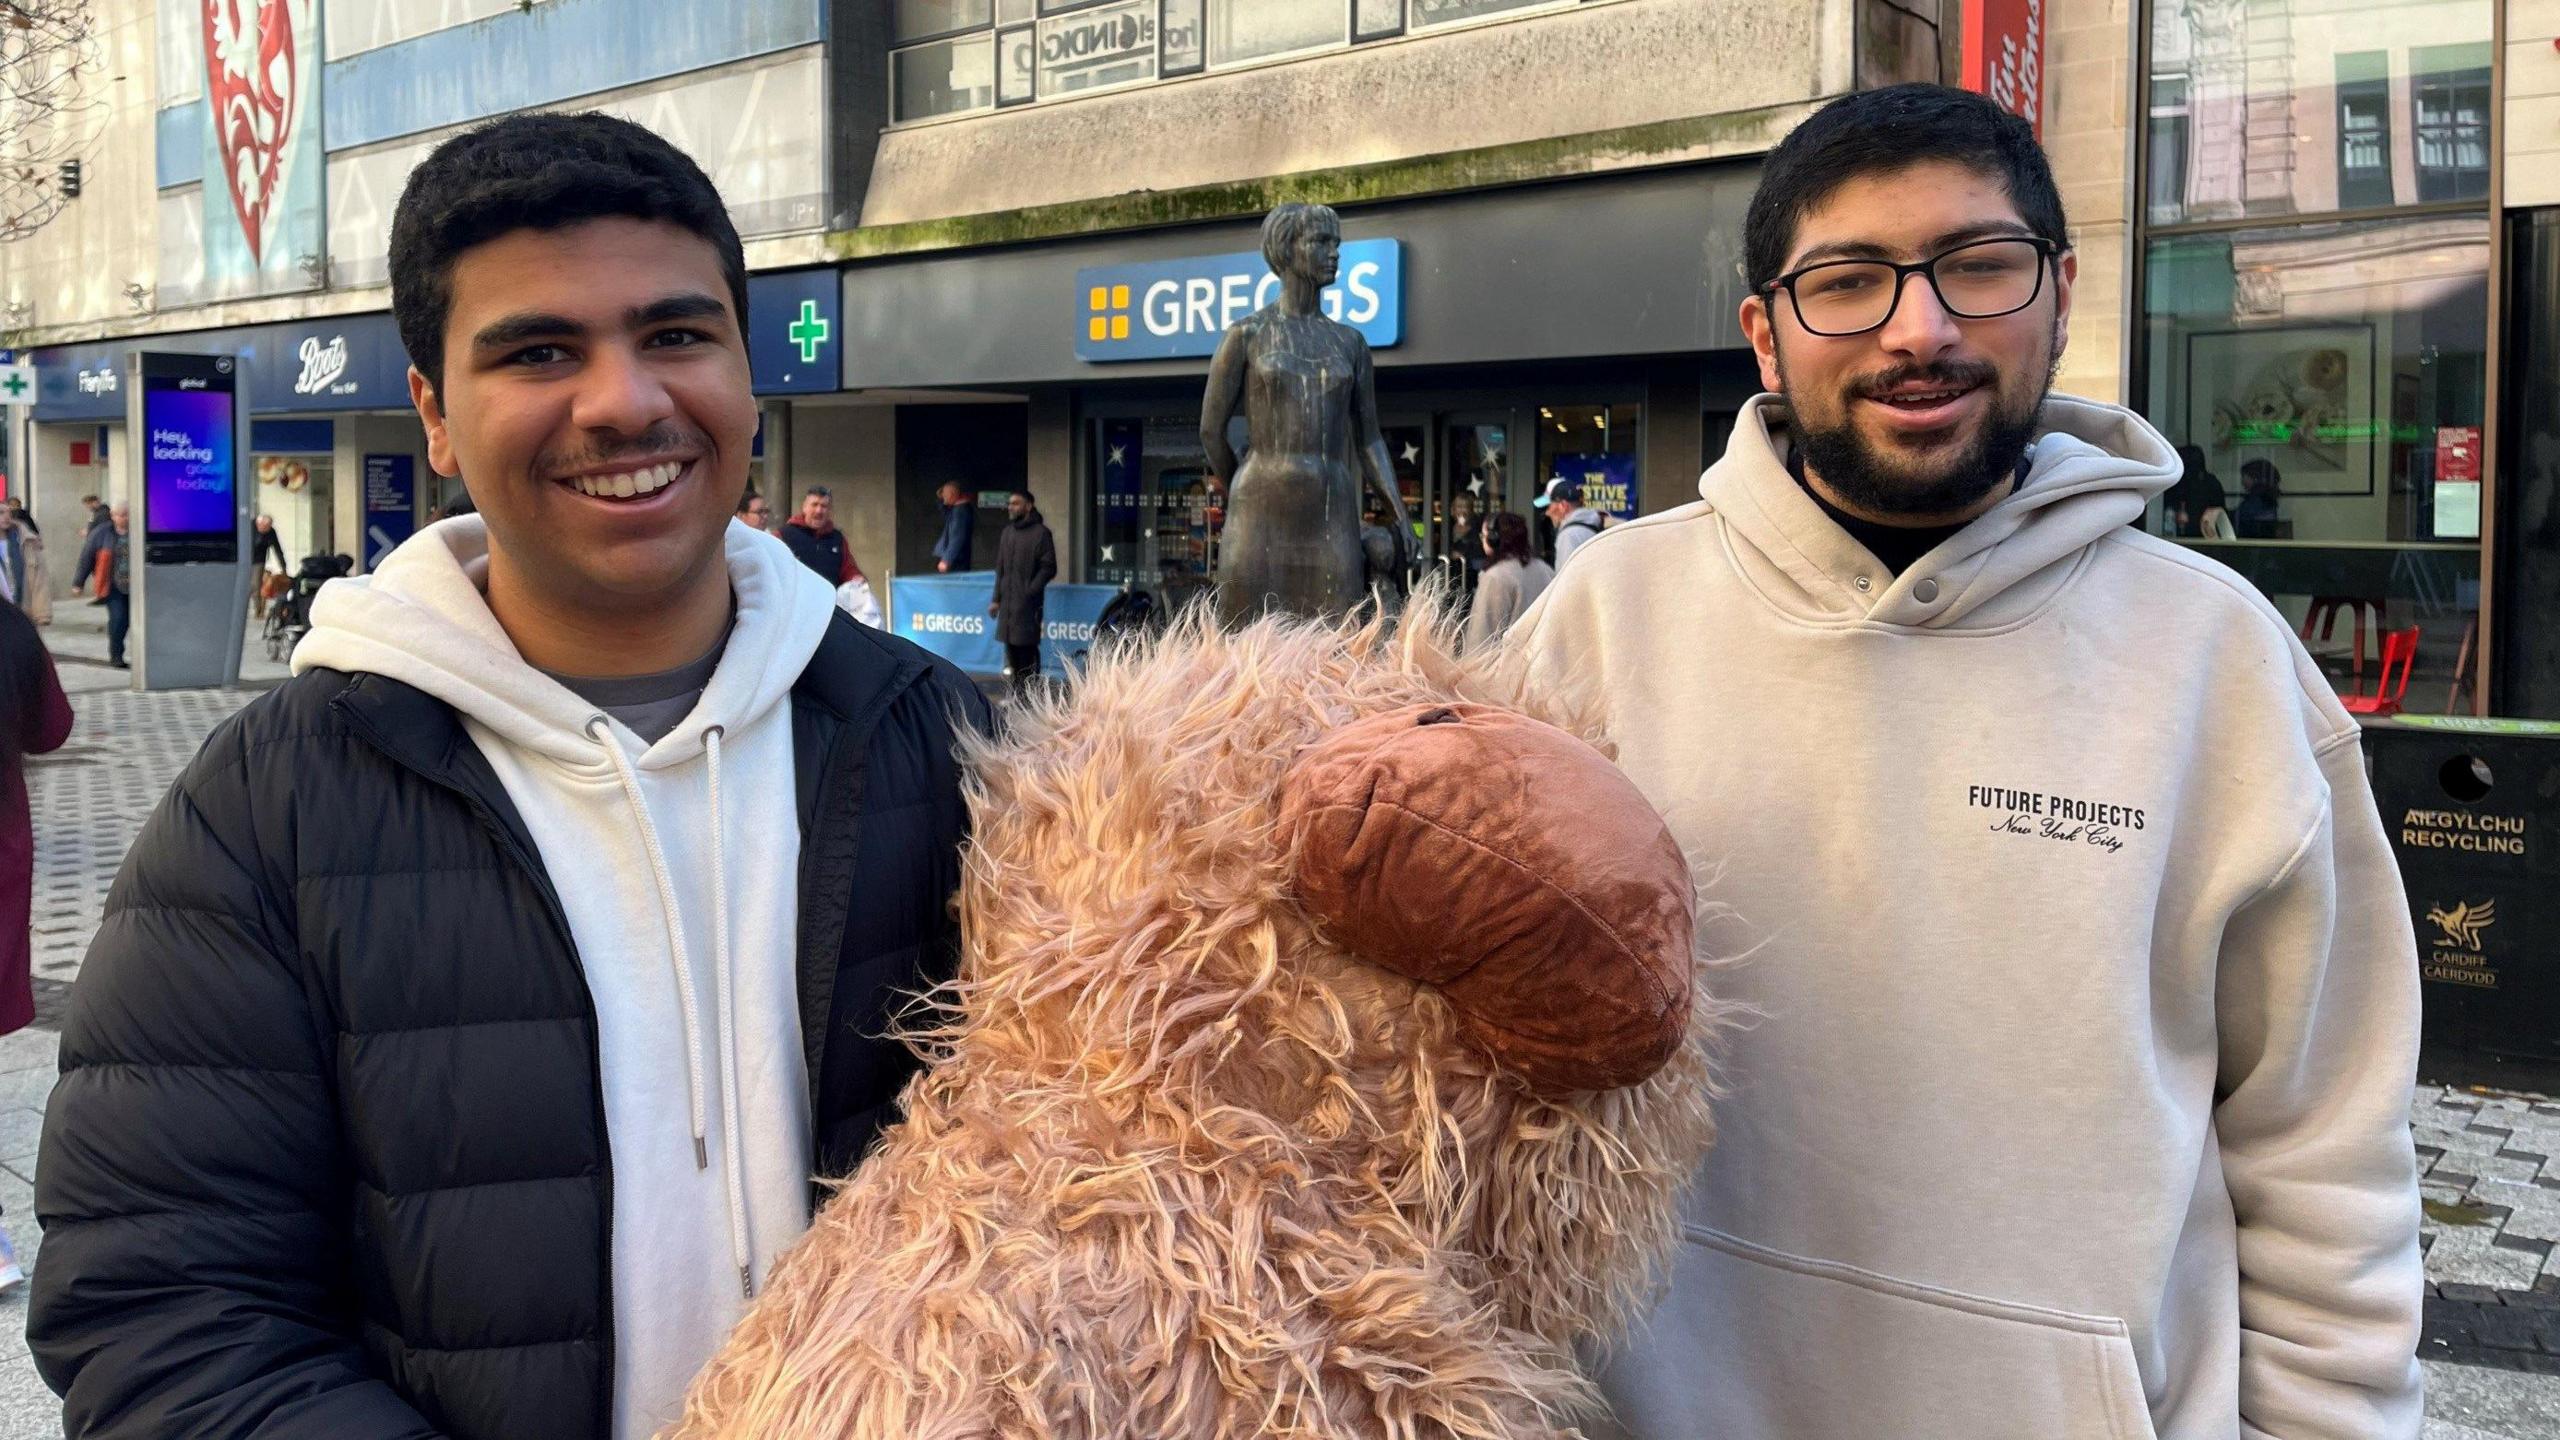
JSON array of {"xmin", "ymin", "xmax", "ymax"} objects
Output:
[{"xmin": 665, "ymin": 600, "xmax": 1722, "ymax": 1440}]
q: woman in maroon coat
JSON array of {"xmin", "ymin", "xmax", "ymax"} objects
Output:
[{"xmin": 0, "ymin": 599, "xmax": 73, "ymax": 1035}]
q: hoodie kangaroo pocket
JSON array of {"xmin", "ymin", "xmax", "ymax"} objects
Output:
[{"xmin": 1595, "ymin": 1225, "xmax": 2158, "ymax": 1440}]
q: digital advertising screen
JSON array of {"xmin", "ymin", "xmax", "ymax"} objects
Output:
[{"xmin": 141, "ymin": 379, "xmax": 237, "ymax": 538}]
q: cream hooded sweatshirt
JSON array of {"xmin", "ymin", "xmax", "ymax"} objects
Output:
[
  {"xmin": 293, "ymin": 517, "xmax": 840, "ymax": 1439},
  {"xmin": 1515, "ymin": 395, "xmax": 2423, "ymax": 1440}
]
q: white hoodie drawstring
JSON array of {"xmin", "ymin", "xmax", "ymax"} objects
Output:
[
  {"xmin": 588, "ymin": 717, "xmax": 713, "ymax": 1171},
  {"xmin": 704, "ymin": 725, "xmax": 754, "ymax": 1299},
  {"xmin": 584, "ymin": 716, "xmax": 757, "ymax": 1302}
]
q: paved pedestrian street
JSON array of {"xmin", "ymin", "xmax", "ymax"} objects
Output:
[{"xmin": 0, "ymin": 614, "xmax": 2555, "ymax": 1436}]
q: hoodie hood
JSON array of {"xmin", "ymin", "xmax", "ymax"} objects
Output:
[
  {"xmin": 1699, "ymin": 393, "xmax": 2180, "ymax": 629},
  {"xmin": 293, "ymin": 515, "xmax": 839, "ymax": 766}
]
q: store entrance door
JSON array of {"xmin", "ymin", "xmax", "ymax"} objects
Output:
[{"xmin": 1434, "ymin": 412, "xmax": 1512, "ymax": 594}]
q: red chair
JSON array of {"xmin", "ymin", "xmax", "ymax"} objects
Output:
[{"xmin": 2342, "ymin": 626, "xmax": 2420, "ymax": 717}]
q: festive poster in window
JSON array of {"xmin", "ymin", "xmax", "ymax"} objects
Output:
[
  {"xmin": 198, "ymin": 0, "xmax": 323, "ymax": 298},
  {"xmin": 2182, "ymin": 324, "xmax": 2378, "ymax": 497}
]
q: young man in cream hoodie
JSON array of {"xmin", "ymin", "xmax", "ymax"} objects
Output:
[
  {"xmin": 1515, "ymin": 85, "xmax": 2423, "ymax": 1439},
  {"xmin": 33, "ymin": 116, "xmax": 987, "ymax": 1440}
]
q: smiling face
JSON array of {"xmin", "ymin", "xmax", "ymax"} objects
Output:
[
  {"xmin": 1741, "ymin": 159, "xmax": 2075, "ymax": 522},
  {"xmin": 410, "ymin": 216, "xmax": 754, "ymax": 618}
]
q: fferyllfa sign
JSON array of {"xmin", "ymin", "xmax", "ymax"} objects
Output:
[{"xmin": 1075, "ymin": 239, "xmax": 1403, "ymax": 363}]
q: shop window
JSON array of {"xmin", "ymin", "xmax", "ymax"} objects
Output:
[
  {"xmin": 1533, "ymin": 402, "xmax": 1641, "ymax": 558},
  {"xmin": 1409, "ymin": 0, "xmax": 1566, "ymax": 28},
  {"xmin": 1088, "ymin": 416, "xmax": 1223, "ymax": 595},
  {"xmin": 2497, "ymin": 208, "xmax": 2560, "ymax": 715},
  {"xmin": 998, "ymin": 0, "xmax": 1033, "ymax": 20},
  {"xmin": 891, "ymin": 34, "xmax": 997, "ymax": 122},
  {"xmin": 2413, "ymin": 59, "xmax": 2491, "ymax": 204},
  {"xmin": 1355, "ymin": 0, "xmax": 1403, "ymax": 40},
  {"xmin": 2140, "ymin": 213, "xmax": 2489, "ymax": 710},
  {"xmin": 2334, "ymin": 63, "xmax": 2391, "ymax": 212},
  {"xmin": 1162, "ymin": 0, "xmax": 1206, "ymax": 74},
  {"xmin": 893, "ymin": 0, "xmax": 993, "ymax": 43},
  {"xmin": 2144, "ymin": 0, "xmax": 2490, "ymax": 224},
  {"xmin": 1207, "ymin": 0, "xmax": 1345, "ymax": 67},
  {"xmin": 1037, "ymin": 0, "xmax": 1160, "ymax": 97}
]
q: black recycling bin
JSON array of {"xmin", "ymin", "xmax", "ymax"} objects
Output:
[{"xmin": 2362, "ymin": 717, "xmax": 2560, "ymax": 1060}]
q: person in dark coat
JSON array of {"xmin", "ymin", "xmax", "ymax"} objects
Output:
[
  {"xmin": 0, "ymin": 601, "xmax": 71, "ymax": 1036},
  {"xmin": 30, "ymin": 113, "xmax": 990, "ymax": 1440},
  {"xmin": 782, "ymin": 486, "xmax": 858, "ymax": 586},
  {"xmin": 933, "ymin": 481, "xmax": 975, "ymax": 573},
  {"xmin": 2164, "ymin": 443, "xmax": 2228, "ymax": 538},
  {"xmin": 989, "ymin": 489, "xmax": 1056, "ymax": 697}
]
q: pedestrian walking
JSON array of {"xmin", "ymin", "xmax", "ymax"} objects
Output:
[
  {"xmin": 29, "ymin": 113, "xmax": 989, "ymax": 1440},
  {"xmin": 0, "ymin": 599, "xmax": 70, "ymax": 1038},
  {"xmin": 0, "ymin": 599, "xmax": 72, "ymax": 1294},
  {"xmin": 1540, "ymin": 477, "xmax": 1606, "ymax": 568},
  {"xmin": 1460, "ymin": 511, "xmax": 1550, "ymax": 651},
  {"xmin": 932, "ymin": 481, "xmax": 975, "ymax": 573},
  {"xmin": 990, "ymin": 489, "xmax": 1056, "ymax": 698},
  {"xmin": 13, "ymin": 504, "xmax": 51, "ymax": 626},
  {"xmin": 96, "ymin": 506, "xmax": 130, "ymax": 668},
  {"xmin": 249, "ymin": 514, "xmax": 290, "ymax": 618},
  {"xmin": 1513, "ymin": 84, "xmax": 2423, "ymax": 1439},
  {"xmin": 70, "ymin": 497, "xmax": 110, "ymax": 610}
]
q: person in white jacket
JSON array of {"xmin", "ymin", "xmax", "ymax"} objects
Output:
[{"xmin": 1514, "ymin": 84, "xmax": 2423, "ymax": 1440}]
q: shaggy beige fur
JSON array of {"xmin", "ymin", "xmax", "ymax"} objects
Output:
[{"xmin": 664, "ymin": 598, "xmax": 1722, "ymax": 1440}]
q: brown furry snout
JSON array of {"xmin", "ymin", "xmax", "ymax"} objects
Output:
[{"xmin": 1280, "ymin": 702, "xmax": 1695, "ymax": 1096}]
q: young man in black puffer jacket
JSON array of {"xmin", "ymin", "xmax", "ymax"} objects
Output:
[{"xmin": 31, "ymin": 114, "xmax": 989, "ymax": 1440}]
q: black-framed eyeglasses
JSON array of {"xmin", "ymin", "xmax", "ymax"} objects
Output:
[{"xmin": 1761, "ymin": 237, "xmax": 2060, "ymax": 338}]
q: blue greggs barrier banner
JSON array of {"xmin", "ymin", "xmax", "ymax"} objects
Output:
[
  {"xmin": 1075, "ymin": 238, "xmax": 1402, "ymax": 362},
  {"xmin": 889, "ymin": 574, "xmax": 1123, "ymax": 677}
]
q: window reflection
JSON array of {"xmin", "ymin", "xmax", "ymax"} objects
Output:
[
  {"xmin": 2147, "ymin": 0, "xmax": 2492, "ymax": 225},
  {"xmin": 2144, "ymin": 214, "xmax": 2489, "ymax": 710}
]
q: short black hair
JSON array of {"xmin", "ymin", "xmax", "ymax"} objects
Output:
[
  {"xmin": 1743, "ymin": 84, "xmax": 2069, "ymax": 291},
  {"xmin": 389, "ymin": 112, "xmax": 747, "ymax": 395},
  {"xmin": 801, "ymin": 486, "xmax": 831, "ymax": 500}
]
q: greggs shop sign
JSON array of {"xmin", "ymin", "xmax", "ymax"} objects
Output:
[{"xmin": 1074, "ymin": 238, "xmax": 1403, "ymax": 362}]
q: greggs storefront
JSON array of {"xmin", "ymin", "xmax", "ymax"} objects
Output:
[{"xmin": 833, "ymin": 160, "xmax": 1770, "ymax": 598}]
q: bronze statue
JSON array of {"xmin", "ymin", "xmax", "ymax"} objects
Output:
[{"xmin": 1203, "ymin": 203, "xmax": 1413, "ymax": 625}]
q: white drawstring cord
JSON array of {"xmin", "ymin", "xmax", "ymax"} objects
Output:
[
  {"xmin": 705, "ymin": 726, "xmax": 754, "ymax": 1299},
  {"xmin": 586, "ymin": 717, "xmax": 711, "ymax": 1171}
]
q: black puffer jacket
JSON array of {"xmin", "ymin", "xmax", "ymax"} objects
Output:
[{"xmin": 30, "ymin": 614, "xmax": 989, "ymax": 1440}]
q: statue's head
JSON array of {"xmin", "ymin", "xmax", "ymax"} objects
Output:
[{"xmin": 1261, "ymin": 202, "xmax": 1342, "ymax": 288}]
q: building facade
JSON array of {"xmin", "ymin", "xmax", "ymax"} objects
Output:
[
  {"xmin": 7, "ymin": 0, "xmax": 1940, "ymax": 619},
  {"xmin": 13, "ymin": 0, "xmax": 2543, "ymax": 713},
  {"xmin": 3, "ymin": 0, "xmax": 843, "ymax": 578},
  {"xmin": 2041, "ymin": 0, "xmax": 2559, "ymax": 719}
]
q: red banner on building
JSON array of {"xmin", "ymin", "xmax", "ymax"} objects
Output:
[{"xmin": 1960, "ymin": 0, "xmax": 2047, "ymax": 139}]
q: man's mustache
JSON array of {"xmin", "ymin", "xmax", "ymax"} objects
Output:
[{"xmin": 1849, "ymin": 360, "xmax": 2001, "ymax": 399}]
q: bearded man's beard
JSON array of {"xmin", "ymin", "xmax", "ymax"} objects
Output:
[{"xmin": 1784, "ymin": 345, "xmax": 2060, "ymax": 519}]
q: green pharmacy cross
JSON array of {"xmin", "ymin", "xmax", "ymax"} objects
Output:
[
  {"xmin": 0, "ymin": 371, "xmax": 29, "ymax": 402},
  {"xmin": 788, "ymin": 300, "xmax": 831, "ymax": 365}
]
